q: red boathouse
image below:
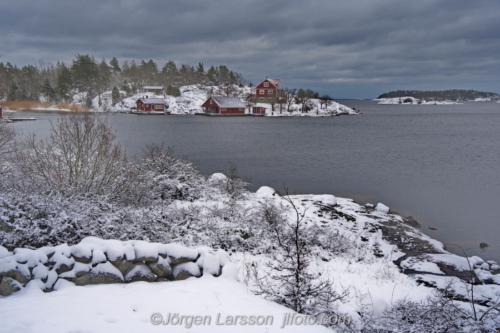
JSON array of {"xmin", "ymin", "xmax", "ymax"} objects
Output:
[
  {"xmin": 201, "ymin": 96, "xmax": 246, "ymax": 114},
  {"xmin": 136, "ymin": 98, "xmax": 166, "ymax": 112}
]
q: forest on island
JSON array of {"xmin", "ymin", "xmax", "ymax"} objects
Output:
[
  {"xmin": 378, "ymin": 89, "xmax": 500, "ymax": 101},
  {"xmin": 0, "ymin": 55, "xmax": 245, "ymax": 106}
]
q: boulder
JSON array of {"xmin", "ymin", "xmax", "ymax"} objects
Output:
[
  {"xmin": 376, "ymin": 203, "xmax": 390, "ymax": 214},
  {"xmin": 109, "ymin": 258, "xmax": 133, "ymax": 274},
  {"xmin": 75, "ymin": 262, "xmax": 124, "ymax": 286},
  {"xmin": 54, "ymin": 258, "xmax": 75, "ymax": 275},
  {"xmin": 173, "ymin": 262, "xmax": 201, "ymax": 281},
  {"xmin": 0, "ymin": 277, "xmax": 22, "ymax": 296},
  {"xmin": 70, "ymin": 245, "xmax": 93, "ymax": 263},
  {"xmin": 146, "ymin": 257, "xmax": 172, "ymax": 278},
  {"xmin": 91, "ymin": 249, "xmax": 108, "ymax": 266},
  {"xmin": 0, "ymin": 261, "xmax": 31, "ymax": 284},
  {"xmin": 133, "ymin": 241, "xmax": 159, "ymax": 262},
  {"xmin": 124, "ymin": 263, "xmax": 156, "ymax": 283}
]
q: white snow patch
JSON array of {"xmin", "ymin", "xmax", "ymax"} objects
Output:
[{"xmin": 376, "ymin": 203, "xmax": 390, "ymax": 213}]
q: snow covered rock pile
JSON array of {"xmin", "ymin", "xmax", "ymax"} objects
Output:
[{"xmin": 0, "ymin": 237, "xmax": 232, "ymax": 296}]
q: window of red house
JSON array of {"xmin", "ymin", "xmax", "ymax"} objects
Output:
[
  {"xmin": 264, "ymin": 82, "xmax": 269, "ymax": 87},
  {"xmin": 268, "ymin": 90, "xmax": 273, "ymax": 95}
]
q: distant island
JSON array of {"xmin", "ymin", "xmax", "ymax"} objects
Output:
[{"xmin": 378, "ymin": 89, "xmax": 500, "ymax": 101}]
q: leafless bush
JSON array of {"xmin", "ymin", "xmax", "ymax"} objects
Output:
[
  {"xmin": 10, "ymin": 114, "xmax": 130, "ymax": 196},
  {"xmin": 352, "ymin": 281, "xmax": 500, "ymax": 333},
  {"xmin": 250, "ymin": 188, "xmax": 348, "ymax": 327}
]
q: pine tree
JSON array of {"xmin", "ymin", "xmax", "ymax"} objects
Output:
[
  {"xmin": 109, "ymin": 57, "xmax": 121, "ymax": 73},
  {"xmin": 57, "ymin": 65, "xmax": 73, "ymax": 103},
  {"xmin": 41, "ymin": 78, "xmax": 56, "ymax": 102},
  {"xmin": 71, "ymin": 54, "xmax": 99, "ymax": 101},
  {"xmin": 97, "ymin": 59, "xmax": 112, "ymax": 106},
  {"xmin": 111, "ymin": 86, "xmax": 121, "ymax": 105},
  {"xmin": 161, "ymin": 61, "xmax": 178, "ymax": 86}
]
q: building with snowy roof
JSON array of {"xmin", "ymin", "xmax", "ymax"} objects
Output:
[
  {"xmin": 201, "ymin": 96, "xmax": 246, "ymax": 114},
  {"xmin": 135, "ymin": 98, "xmax": 167, "ymax": 112}
]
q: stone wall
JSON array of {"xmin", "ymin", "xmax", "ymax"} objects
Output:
[{"xmin": 0, "ymin": 237, "xmax": 232, "ymax": 297}]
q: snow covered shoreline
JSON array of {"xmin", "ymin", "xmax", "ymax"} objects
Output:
[
  {"xmin": 2, "ymin": 182, "xmax": 499, "ymax": 331},
  {"xmin": 92, "ymin": 84, "xmax": 359, "ymax": 116},
  {"xmin": 375, "ymin": 97, "xmax": 462, "ymax": 105}
]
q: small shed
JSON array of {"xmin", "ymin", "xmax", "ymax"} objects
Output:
[
  {"xmin": 143, "ymin": 86, "xmax": 164, "ymax": 94},
  {"xmin": 136, "ymin": 98, "xmax": 166, "ymax": 112},
  {"xmin": 201, "ymin": 96, "xmax": 246, "ymax": 114}
]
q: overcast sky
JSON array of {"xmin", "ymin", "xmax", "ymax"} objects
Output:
[{"xmin": 1, "ymin": 0, "xmax": 499, "ymax": 98}]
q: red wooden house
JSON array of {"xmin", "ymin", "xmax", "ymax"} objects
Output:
[
  {"xmin": 135, "ymin": 98, "xmax": 166, "ymax": 112},
  {"xmin": 256, "ymin": 78, "xmax": 280, "ymax": 103},
  {"xmin": 201, "ymin": 96, "xmax": 246, "ymax": 114}
]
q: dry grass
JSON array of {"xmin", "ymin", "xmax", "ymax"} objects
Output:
[{"xmin": 4, "ymin": 101, "xmax": 89, "ymax": 112}]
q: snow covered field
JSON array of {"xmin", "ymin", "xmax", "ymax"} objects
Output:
[{"xmin": 375, "ymin": 97, "xmax": 462, "ymax": 105}]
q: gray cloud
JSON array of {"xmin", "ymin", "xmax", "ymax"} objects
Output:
[{"xmin": 1, "ymin": 0, "xmax": 499, "ymax": 98}]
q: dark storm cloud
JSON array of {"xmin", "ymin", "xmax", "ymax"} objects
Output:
[{"xmin": 1, "ymin": 0, "xmax": 499, "ymax": 97}]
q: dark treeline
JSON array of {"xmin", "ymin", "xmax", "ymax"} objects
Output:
[
  {"xmin": 378, "ymin": 89, "xmax": 500, "ymax": 101},
  {"xmin": 0, "ymin": 55, "xmax": 245, "ymax": 106}
]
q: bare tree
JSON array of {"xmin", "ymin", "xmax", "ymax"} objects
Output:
[
  {"xmin": 11, "ymin": 114, "xmax": 129, "ymax": 196},
  {"xmin": 283, "ymin": 88, "xmax": 297, "ymax": 112},
  {"xmin": 320, "ymin": 94, "xmax": 333, "ymax": 109},
  {"xmin": 244, "ymin": 93, "xmax": 255, "ymax": 113},
  {"xmin": 250, "ymin": 188, "xmax": 348, "ymax": 322},
  {"xmin": 221, "ymin": 83, "xmax": 239, "ymax": 97}
]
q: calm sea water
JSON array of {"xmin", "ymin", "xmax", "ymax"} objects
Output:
[{"xmin": 9, "ymin": 101, "xmax": 500, "ymax": 262}]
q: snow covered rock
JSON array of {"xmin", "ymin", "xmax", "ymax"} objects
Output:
[
  {"xmin": 173, "ymin": 262, "xmax": 201, "ymax": 280},
  {"xmin": 0, "ymin": 238, "xmax": 230, "ymax": 295},
  {"xmin": 0, "ymin": 277, "xmax": 22, "ymax": 296},
  {"xmin": 70, "ymin": 245, "xmax": 92, "ymax": 263},
  {"xmin": 376, "ymin": 203, "xmax": 390, "ymax": 214},
  {"xmin": 164, "ymin": 244, "xmax": 199, "ymax": 265},
  {"xmin": 109, "ymin": 258, "xmax": 133, "ymax": 275},
  {"xmin": 133, "ymin": 241, "xmax": 159, "ymax": 262},
  {"xmin": 146, "ymin": 256, "xmax": 172, "ymax": 278},
  {"xmin": 312, "ymin": 194, "xmax": 337, "ymax": 206},
  {"xmin": 197, "ymin": 249, "xmax": 221, "ymax": 276},
  {"xmin": 124, "ymin": 263, "xmax": 156, "ymax": 283},
  {"xmin": 208, "ymin": 173, "xmax": 228, "ymax": 183},
  {"xmin": 256, "ymin": 186, "xmax": 276, "ymax": 197},
  {"xmin": 0, "ymin": 258, "xmax": 31, "ymax": 284},
  {"xmin": 75, "ymin": 262, "xmax": 124, "ymax": 286}
]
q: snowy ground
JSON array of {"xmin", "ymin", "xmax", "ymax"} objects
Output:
[
  {"xmin": 375, "ymin": 97, "xmax": 462, "ymax": 105},
  {"xmin": 2, "ymin": 184, "xmax": 500, "ymax": 331},
  {"xmin": 0, "ymin": 275, "xmax": 330, "ymax": 333}
]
